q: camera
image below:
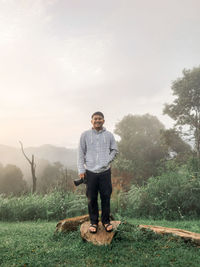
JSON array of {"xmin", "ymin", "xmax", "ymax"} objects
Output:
[{"xmin": 74, "ymin": 177, "xmax": 87, "ymax": 186}]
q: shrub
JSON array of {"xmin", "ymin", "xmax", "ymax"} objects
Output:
[
  {"xmin": 0, "ymin": 191, "xmax": 87, "ymax": 221},
  {"xmin": 118, "ymin": 164, "xmax": 200, "ymax": 220}
]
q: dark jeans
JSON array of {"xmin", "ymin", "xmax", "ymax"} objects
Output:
[{"xmin": 86, "ymin": 169, "xmax": 112, "ymax": 225}]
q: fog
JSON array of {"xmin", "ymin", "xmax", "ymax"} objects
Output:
[{"xmin": 1, "ymin": 0, "xmax": 200, "ymax": 148}]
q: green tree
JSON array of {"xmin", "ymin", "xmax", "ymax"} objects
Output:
[
  {"xmin": 163, "ymin": 66, "xmax": 200, "ymax": 157},
  {"xmin": 0, "ymin": 164, "xmax": 27, "ymax": 195},
  {"xmin": 114, "ymin": 114, "xmax": 167, "ymax": 185}
]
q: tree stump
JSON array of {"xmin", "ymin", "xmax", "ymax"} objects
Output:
[
  {"xmin": 80, "ymin": 221, "xmax": 121, "ymax": 246},
  {"xmin": 55, "ymin": 212, "xmax": 115, "ymax": 233}
]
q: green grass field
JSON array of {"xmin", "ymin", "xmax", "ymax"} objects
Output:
[{"xmin": 0, "ymin": 219, "xmax": 200, "ymax": 267}]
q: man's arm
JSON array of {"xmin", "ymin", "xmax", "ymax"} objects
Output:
[
  {"xmin": 77, "ymin": 132, "xmax": 86, "ymax": 177},
  {"xmin": 108, "ymin": 133, "xmax": 118, "ymax": 163}
]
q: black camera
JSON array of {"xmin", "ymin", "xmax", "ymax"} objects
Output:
[{"xmin": 74, "ymin": 177, "xmax": 87, "ymax": 186}]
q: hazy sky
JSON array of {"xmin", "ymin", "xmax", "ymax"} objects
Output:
[{"xmin": 1, "ymin": 0, "xmax": 200, "ymax": 148}]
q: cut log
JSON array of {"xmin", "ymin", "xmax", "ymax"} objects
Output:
[
  {"xmin": 55, "ymin": 213, "xmax": 115, "ymax": 233},
  {"xmin": 139, "ymin": 225, "xmax": 200, "ymax": 246},
  {"xmin": 80, "ymin": 221, "xmax": 121, "ymax": 246},
  {"xmin": 55, "ymin": 214, "xmax": 90, "ymax": 233}
]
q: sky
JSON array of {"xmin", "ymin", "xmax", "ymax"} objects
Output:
[{"xmin": 0, "ymin": 0, "xmax": 200, "ymax": 148}]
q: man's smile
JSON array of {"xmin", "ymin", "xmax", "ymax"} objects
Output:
[{"xmin": 91, "ymin": 115, "xmax": 105, "ymax": 130}]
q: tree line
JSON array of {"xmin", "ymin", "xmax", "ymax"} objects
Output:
[{"xmin": 0, "ymin": 162, "xmax": 75, "ymax": 196}]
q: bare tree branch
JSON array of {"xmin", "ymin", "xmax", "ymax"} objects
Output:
[
  {"xmin": 19, "ymin": 141, "xmax": 37, "ymax": 193},
  {"xmin": 19, "ymin": 141, "xmax": 32, "ymax": 164}
]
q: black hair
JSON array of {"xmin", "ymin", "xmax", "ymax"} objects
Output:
[{"xmin": 91, "ymin": 111, "xmax": 104, "ymax": 118}]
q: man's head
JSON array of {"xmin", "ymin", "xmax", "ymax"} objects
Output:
[{"xmin": 91, "ymin": 111, "xmax": 105, "ymax": 131}]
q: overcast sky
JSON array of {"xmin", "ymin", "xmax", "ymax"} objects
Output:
[{"xmin": 0, "ymin": 0, "xmax": 200, "ymax": 148}]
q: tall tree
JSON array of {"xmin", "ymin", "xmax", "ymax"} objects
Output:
[
  {"xmin": 114, "ymin": 114, "xmax": 167, "ymax": 184},
  {"xmin": 163, "ymin": 66, "xmax": 200, "ymax": 157}
]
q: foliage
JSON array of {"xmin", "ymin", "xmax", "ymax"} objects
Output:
[
  {"xmin": 160, "ymin": 128, "xmax": 192, "ymax": 162},
  {"xmin": 37, "ymin": 162, "xmax": 75, "ymax": 194},
  {"xmin": 119, "ymin": 160, "xmax": 200, "ymax": 220},
  {"xmin": 114, "ymin": 113, "xmax": 167, "ymax": 184},
  {"xmin": 112, "ymin": 154, "xmax": 133, "ymax": 173},
  {"xmin": 0, "ymin": 164, "xmax": 27, "ymax": 196},
  {"xmin": 163, "ymin": 66, "xmax": 200, "ymax": 157},
  {"xmin": 0, "ymin": 191, "xmax": 87, "ymax": 221},
  {"xmin": 2, "ymin": 156, "xmax": 200, "ymax": 222},
  {"xmin": 1, "ymin": 220, "xmax": 200, "ymax": 267},
  {"xmin": 187, "ymin": 156, "xmax": 200, "ymax": 176}
]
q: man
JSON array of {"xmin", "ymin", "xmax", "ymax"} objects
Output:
[{"xmin": 78, "ymin": 111, "xmax": 118, "ymax": 233}]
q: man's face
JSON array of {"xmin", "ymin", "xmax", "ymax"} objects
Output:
[{"xmin": 91, "ymin": 115, "xmax": 105, "ymax": 131}]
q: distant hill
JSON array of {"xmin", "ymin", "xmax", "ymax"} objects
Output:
[
  {"xmin": 0, "ymin": 144, "xmax": 77, "ymax": 184},
  {"xmin": 23, "ymin": 144, "xmax": 77, "ymax": 168}
]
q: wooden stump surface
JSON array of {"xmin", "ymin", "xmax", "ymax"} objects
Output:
[{"xmin": 80, "ymin": 221, "xmax": 121, "ymax": 246}]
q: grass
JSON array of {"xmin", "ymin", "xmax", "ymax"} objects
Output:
[{"xmin": 0, "ymin": 219, "xmax": 200, "ymax": 267}]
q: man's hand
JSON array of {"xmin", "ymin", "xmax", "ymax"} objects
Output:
[{"xmin": 79, "ymin": 173, "xmax": 85, "ymax": 179}]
